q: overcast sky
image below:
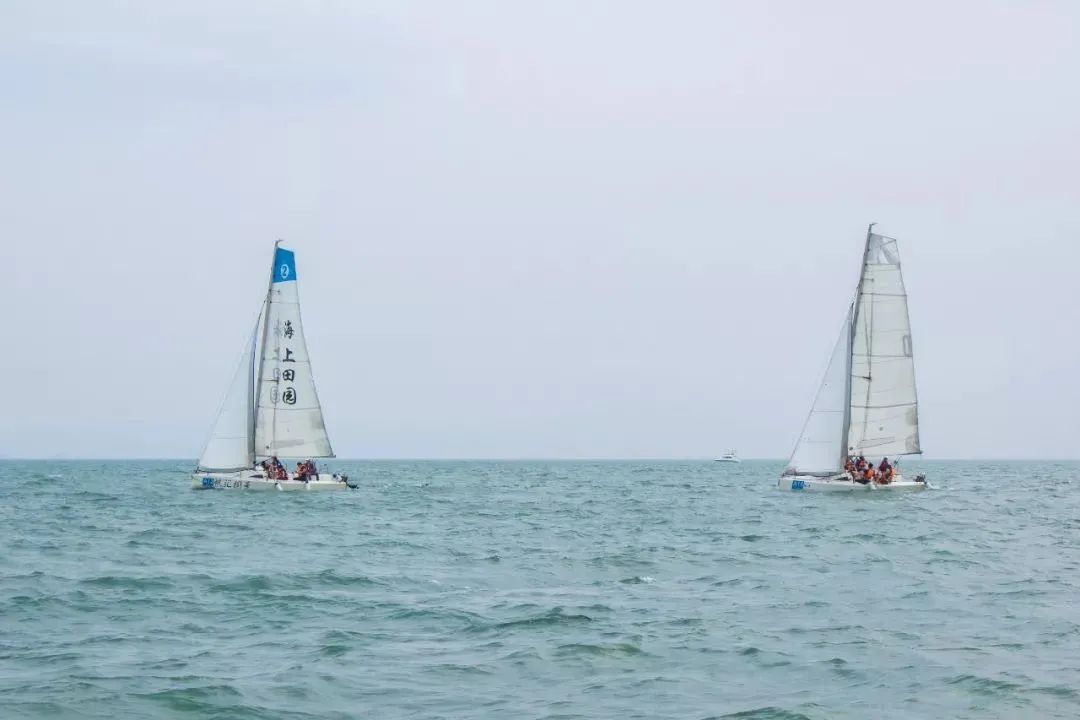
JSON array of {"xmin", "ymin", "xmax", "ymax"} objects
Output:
[{"xmin": 4, "ymin": 1, "xmax": 1079, "ymax": 459}]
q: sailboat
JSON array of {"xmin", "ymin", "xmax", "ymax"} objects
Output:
[
  {"xmin": 192, "ymin": 242, "xmax": 353, "ymax": 491},
  {"xmin": 715, "ymin": 451, "xmax": 740, "ymax": 463},
  {"xmin": 778, "ymin": 225, "xmax": 927, "ymax": 492}
]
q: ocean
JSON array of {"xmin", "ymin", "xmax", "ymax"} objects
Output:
[{"xmin": 1, "ymin": 459, "xmax": 1077, "ymax": 719}]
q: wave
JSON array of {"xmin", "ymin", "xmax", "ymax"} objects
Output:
[
  {"xmin": 489, "ymin": 608, "xmax": 594, "ymax": 632},
  {"xmin": 79, "ymin": 575, "xmax": 175, "ymax": 590},
  {"xmin": 619, "ymin": 575, "xmax": 655, "ymax": 584},
  {"xmin": 209, "ymin": 575, "xmax": 274, "ymax": 593},
  {"xmin": 711, "ymin": 709, "xmax": 813, "ymax": 720},
  {"xmin": 553, "ymin": 642, "xmax": 645, "ymax": 657},
  {"xmin": 426, "ymin": 662, "xmax": 495, "ymax": 675},
  {"xmin": 947, "ymin": 674, "xmax": 1027, "ymax": 698}
]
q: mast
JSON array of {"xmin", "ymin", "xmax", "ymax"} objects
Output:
[
  {"xmin": 838, "ymin": 301, "xmax": 854, "ymax": 469},
  {"xmin": 252, "ymin": 240, "xmax": 281, "ymax": 459},
  {"xmin": 245, "ymin": 319, "xmax": 258, "ymax": 466},
  {"xmin": 840, "ymin": 222, "xmax": 875, "ymax": 465}
]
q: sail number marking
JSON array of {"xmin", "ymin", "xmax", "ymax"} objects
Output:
[{"xmin": 791, "ymin": 480, "xmax": 806, "ymax": 490}]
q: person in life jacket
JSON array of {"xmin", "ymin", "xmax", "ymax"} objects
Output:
[
  {"xmin": 845, "ymin": 457, "xmax": 856, "ymax": 475},
  {"xmin": 878, "ymin": 458, "xmax": 894, "ymax": 482},
  {"xmin": 864, "ymin": 465, "xmax": 877, "ymax": 483},
  {"xmin": 853, "ymin": 466, "xmax": 870, "ymax": 484},
  {"xmin": 856, "ymin": 455, "xmax": 868, "ymax": 472}
]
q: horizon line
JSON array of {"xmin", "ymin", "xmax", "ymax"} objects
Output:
[{"xmin": 2, "ymin": 456, "xmax": 1078, "ymax": 462}]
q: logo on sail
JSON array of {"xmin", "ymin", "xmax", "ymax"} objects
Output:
[{"xmin": 272, "ymin": 247, "xmax": 297, "ymax": 284}]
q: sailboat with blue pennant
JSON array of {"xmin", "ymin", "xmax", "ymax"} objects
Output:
[{"xmin": 192, "ymin": 242, "xmax": 353, "ymax": 491}]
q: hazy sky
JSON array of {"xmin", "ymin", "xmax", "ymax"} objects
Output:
[{"xmin": 4, "ymin": 1, "xmax": 1079, "ymax": 459}]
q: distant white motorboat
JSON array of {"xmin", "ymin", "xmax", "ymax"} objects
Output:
[
  {"xmin": 192, "ymin": 242, "xmax": 353, "ymax": 491},
  {"xmin": 779, "ymin": 225, "xmax": 927, "ymax": 492},
  {"xmin": 715, "ymin": 451, "xmax": 740, "ymax": 463}
]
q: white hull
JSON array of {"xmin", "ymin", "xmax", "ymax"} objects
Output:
[
  {"xmin": 715, "ymin": 458, "xmax": 740, "ymax": 463},
  {"xmin": 192, "ymin": 470, "xmax": 354, "ymax": 491},
  {"xmin": 778, "ymin": 473, "xmax": 927, "ymax": 492}
]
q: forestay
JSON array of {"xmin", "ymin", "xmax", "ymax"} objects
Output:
[
  {"xmin": 847, "ymin": 233, "xmax": 920, "ymax": 457},
  {"xmin": 253, "ymin": 247, "xmax": 335, "ymax": 459},
  {"xmin": 784, "ymin": 309, "xmax": 852, "ymax": 476}
]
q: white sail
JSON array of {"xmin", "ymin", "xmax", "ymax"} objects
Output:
[
  {"xmin": 197, "ymin": 324, "xmax": 257, "ymax": 472},
  {"xmin": 847, "ymin": 233, "xmax": 920, "ymax": 457},
  {"xmin": 785, "ymin": 309, "xmax": 852, "ymax": 476},
  {"xmin": 253, "ymin": 245, "xmax": 335, "ymax": 459}
]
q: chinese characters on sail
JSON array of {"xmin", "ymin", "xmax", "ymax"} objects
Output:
[{"xmin": 273, "ymin": 319, "xmax": 298, "ymax": 406}]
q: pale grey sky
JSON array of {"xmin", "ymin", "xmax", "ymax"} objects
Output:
[{"xmin": 4, "ymin": 1, "xmax": 1079, "ymax": 459}]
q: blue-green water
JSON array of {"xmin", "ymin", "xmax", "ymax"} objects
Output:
[{"xmin": 1, "ymin": 460, "xmax": 1078, "ymax": 719}]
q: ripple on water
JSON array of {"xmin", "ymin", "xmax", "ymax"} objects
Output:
[
  {"xmin": 553, "ymin": 642, "xmax": 646, "ymax": 659},
  {"xmin": 713, "ymin": 710, "xmax": 815, "ymax": 720},
  {"xmin": 489, "ymin": 608, "xmax": 594, "ymax": 632},
  {"xmin": 1, "ymin": 459, "xmax": 1078, "ymax": 720}
]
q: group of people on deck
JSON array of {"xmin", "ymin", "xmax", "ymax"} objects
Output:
[
  {"xmin": 845, "ymin": 455, "xmax": 896, "ymax": 485},
  {"xmin": 260, "ymin": 457, "xmax": 318, "ymax": 481}
]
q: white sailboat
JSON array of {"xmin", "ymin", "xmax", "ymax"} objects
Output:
[
  {"xmin": 778, "ymin": 225, "xmax": 927, "ymax": 492},
  {"xmin": 715, "ymin": 451, "xmax": 740, "ymax": 463},
  {"xmin": 192, "ymin": 242, "xmax": 353, "ymax": 491}
]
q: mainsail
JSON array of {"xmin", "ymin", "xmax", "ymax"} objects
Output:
[
  {"xmin": 253, "ymin": 245, "xmax": 335, "ymax": 459},
  {"xmin": 785, "ymin": 227, "xmax": 920, "ymax": 475},
  {"xmin": 846, "ymin": 232, "xmax": 920, "ymax": 457}
]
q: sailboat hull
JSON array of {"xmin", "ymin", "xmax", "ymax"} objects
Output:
[
  {"xmin": 191, "ymin": 471, "xmax": 354, "ymax": 491},
  {"xmin": 778, "ymin": 474, "xmax": 927, "ymax": 492}
]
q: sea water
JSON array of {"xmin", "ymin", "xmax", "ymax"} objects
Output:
[{"xmin": 0, "ymin": 460, "xmax": 1077, "ymax": 719}]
